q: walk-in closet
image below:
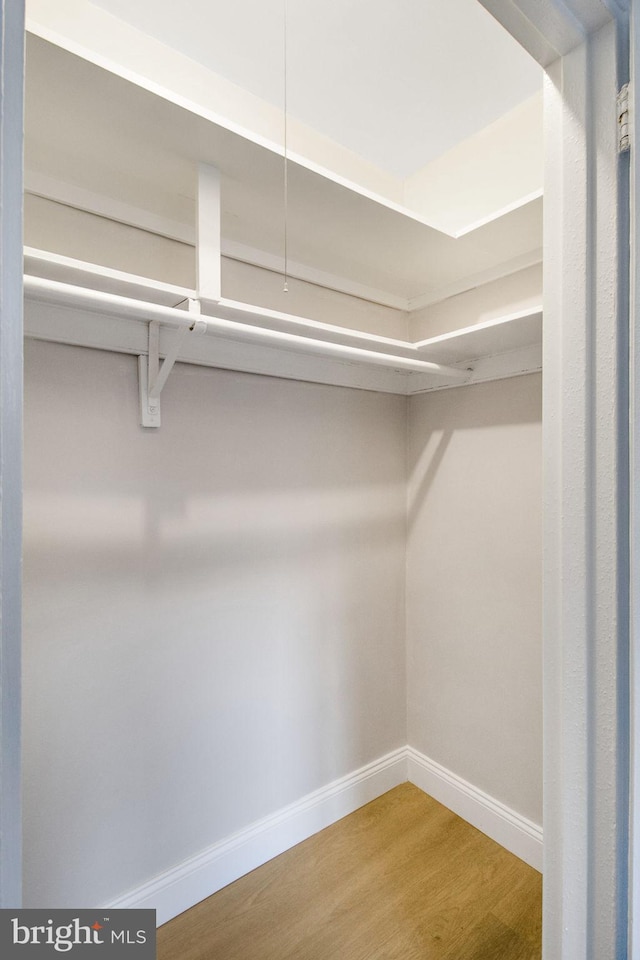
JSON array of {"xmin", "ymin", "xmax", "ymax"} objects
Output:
[{"xmin": 21, "ymin": 0, "xmax": 545, "ymax": 949}]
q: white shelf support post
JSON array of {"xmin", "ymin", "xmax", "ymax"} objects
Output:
[
  {"xmin": 197, "ymin": 163, "xmax": 221, "ymax": 304},
  {"xmin": 139, "ymin": 300, "xmax": 206, "ymax": 427}
]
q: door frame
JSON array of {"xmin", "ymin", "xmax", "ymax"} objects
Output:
[
  {"xmin": 480, "ymin": 1, "xmax": 633, "ymax": 957},
  {"xmin": 0, "ymin": 0, "xmax": 24, "ymax": 911}
]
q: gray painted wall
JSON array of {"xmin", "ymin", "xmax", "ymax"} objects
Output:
[
  {"xmin": 406, "ymin": 374, "xmax": 543, "ymax": 824},
  {"xmin": 22, "ymin": 339, "xmax": 542, "ymax": 907},
  {"xmin": 22, "ymin": 340, "xmax": 407, "ymax": 906}
]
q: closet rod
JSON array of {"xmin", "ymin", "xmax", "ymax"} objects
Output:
[{"xmin": 23, "ymin": 275, "xmax": 468, "ymax": 379}]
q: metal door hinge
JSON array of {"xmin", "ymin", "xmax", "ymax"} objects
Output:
[{"xmin": 618, "ymin": 83, "xmax": 630, "ymax": 153}]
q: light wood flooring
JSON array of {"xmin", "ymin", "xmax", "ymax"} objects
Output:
[{"xmin": 158, "ymin": 782, "xmax": 542, "ymax": 960}]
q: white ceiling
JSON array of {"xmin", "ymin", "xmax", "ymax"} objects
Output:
[{"xmin": 89, "ymin": 0, "xmax": 541, "ymax": 179}]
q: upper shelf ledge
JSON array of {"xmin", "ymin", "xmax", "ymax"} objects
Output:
[{"xmin": 23, "ymin": 247, "xmax": 542, "ymax": 396}]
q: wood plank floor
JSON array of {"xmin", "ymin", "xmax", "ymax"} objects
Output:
[{"xmin": 158, "ymin": 783, "xmax": 542, "ymax": 960}]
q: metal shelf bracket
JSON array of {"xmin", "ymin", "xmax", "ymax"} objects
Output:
[{"xmin": 139, "ymin": 299, "xmax": 206, "ymax": 427}]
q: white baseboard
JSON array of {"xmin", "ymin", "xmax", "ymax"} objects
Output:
[
  {"xmin": 104, "ymin": 747, "xmax": 408, "ymax": 925},
  {"xmin": 406, "ymin": 747, "xmax": 543, "ymax": 872},
  {"xmin": 105, "ymin": 745, "xmax": 542, "ymax": 926}
]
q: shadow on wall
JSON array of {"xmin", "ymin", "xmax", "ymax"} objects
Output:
[
  {"xmin": 24, "ymin": 344, "xmax": 406, "ymax": 498},
  {"xmin": 22, "ymin": 341, "xmax": 408, "ymax": 908},
  {"xmin": 406, "ymin": 428, "xmax": 452, "ymax": 530},
  {"xmin": 405, "ymin": 373, "xmax": 543, "ymax": 825},
  {"xmin": 407, "ymin": 375, "xmax": 541, "ymax": 527}
]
